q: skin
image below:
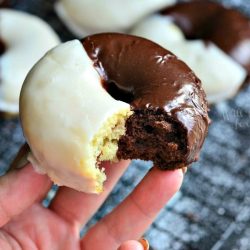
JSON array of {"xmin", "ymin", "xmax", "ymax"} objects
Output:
[{"xmin": 0, "ymin": 160, "xmax": 183, "ymax": 250}]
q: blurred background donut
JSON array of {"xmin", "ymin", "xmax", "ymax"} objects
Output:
[
  {"xmin": 0, "ymin": 9, "xmax": 60, "ymax": 116},
  {"xmin": 55, "ymin": 0, "xmax": 177, "ymax": 37},
  {"xmin": 131, "ymin": 1, "xmax": 250, "ymax": 103}
]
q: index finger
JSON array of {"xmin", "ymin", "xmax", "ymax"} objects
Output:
[
  {"xmin": 49, "ymin": 160, "xmax": 130, "ymax": 228},
  {"xmin": 0, "ymin": 164, "xmax": 51, "ymax": 227},
  {"xmin": 81, "ymin": 167, "xmax": 183, "ymax": 249}
]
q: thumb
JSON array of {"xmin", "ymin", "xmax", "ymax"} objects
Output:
[{"xmin": 118, "ymin": 239, "xmax": 149, "ymax": 250}]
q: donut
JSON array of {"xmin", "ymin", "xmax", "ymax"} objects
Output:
[
  {"xmin": 131, "ymin": 1, "xmax": 250, "ymax": 103},
  {"xmin": 0, "ymin": 9, "xmax": 60, "ymax": 115},
  {"xmin": 20, "ymin": 33, "xmax": 209, "ymax": 193},
  {"xmin": 162, "ymin": 1, "xmax": 250, "ymax": 72},
  {"xmin": 55, "ymin": 0, "xmax": 176, "ymax": 37}
]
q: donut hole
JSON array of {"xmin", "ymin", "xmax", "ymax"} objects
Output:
[
  {"xmin": 117, "ymin": 107, "xmax": 187, "ymax": 169},
  {"xmin": 0, "ymin": 39, "xmax": 6, "ymax": 56},
  {"xmin": 103, "ymin": 81, "xmax": 135, "ymax": 103}
]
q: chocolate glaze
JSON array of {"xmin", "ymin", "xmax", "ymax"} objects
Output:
[
  {"xmin": 162, "ymin": 1, "xmax": 250, "ymax": 74},
  {"xmin": 82, "ymin": 33, "xmax": 209, "ymax": 165}
]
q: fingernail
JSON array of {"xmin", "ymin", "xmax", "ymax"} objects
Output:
[
  {"xmin": 8, "ymin": 143, "xmax": 30, "ymax": 173},
  {"xmin": 138, "ymin": 238, "xmax": 149, "ymax": 250},
  {"xmin": 182, "ymin": 167, "xmax": 187, "ymax": 174}
]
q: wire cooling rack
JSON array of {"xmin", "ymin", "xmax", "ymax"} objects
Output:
[{"xmin": 1, "ymin": 1, "xmax": 250, "ymax": 249}]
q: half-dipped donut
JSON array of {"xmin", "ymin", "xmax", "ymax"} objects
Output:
[
  {"xmin": 131, "ymin": 1, "xmax": 250, "ymax": 103},
  {"xmin": 55, "ymin": 0, "xmax": 176, "ymax": 37},
  {"xmin": 20, "ymin": 33, "xmax": 209, "ymax": 193},
  {"xmin": 0, "ymin": 9, "xmax": 60, "ymax": 115}
]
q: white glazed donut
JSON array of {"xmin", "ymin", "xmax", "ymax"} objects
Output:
[
  {"xmin": 0, "ymin": 9, "xmax": 60, "ymax": 115},
  {"xmin": 131, "ymin": 15, "xmax": 247, "ymax": 104},
  {"xmin": 20, "ymin": 34, "xmax": 209, "ymax": 194},
  {"xmin": 55, "ymin": 0, "xmax": 176, "ymax": 37},
  {"xmin": 21, "ymin": 40, "xmax": 132, "ymax": 193}
]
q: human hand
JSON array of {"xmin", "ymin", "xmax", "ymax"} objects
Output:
[{"xmin": 0, "ymin": 160, "xmax": 183, "ymax": 250}]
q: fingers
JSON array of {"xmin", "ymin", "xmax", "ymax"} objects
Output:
[
  {"xmin": 81, "ymin": 167, "xmax": 183, "ymax": 250},
  {"xmin": 0, "ymin": 164, "xmax": 51, "ymax": 227},
  {"xmin": 49, "ymin": 160, "xmax": 130, "ymax": 229}
]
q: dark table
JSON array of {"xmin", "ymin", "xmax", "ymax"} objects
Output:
[{"xmin": 1, "ymin": 1, "xmax": 250, "ymax": 249}]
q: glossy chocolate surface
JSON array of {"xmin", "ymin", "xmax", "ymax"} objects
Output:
[
  {"xmin": 162, "ymin": 1, "xmax": 250, "ymax": 74},
  {"xmin": 82, "ymin": 33, "xmax": 209, "ymax": 163}
]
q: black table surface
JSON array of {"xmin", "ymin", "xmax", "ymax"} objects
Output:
[{"xmin": 1, "ymin": 1, "xmax": 250, "ymax": 249}]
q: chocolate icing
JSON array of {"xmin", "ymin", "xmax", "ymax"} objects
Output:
[
  {"xmin": 82, "ymin": 33, "xmax": 209, "ymax": 166},
  {"xmin": 162, "ymin": 1, "xmax": 250, "ymax": 74}
]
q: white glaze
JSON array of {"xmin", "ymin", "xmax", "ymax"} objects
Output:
[
  {"xmin": 55, "ymin": 0, "xmax": 176, "ymax": 37},
  {"xmin": 131, "ymin": 15, "xmax": 247, "ymax": 103},
  {"xmin": 0, "ymin": 9, "xmax": 60, "ymax": 114},
  {"xmin": 20, "ymin": 40, "xmax": 130, "ymax": 193}
]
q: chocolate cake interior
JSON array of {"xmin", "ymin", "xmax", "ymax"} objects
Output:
[
  {"xmin": 117, "ymin": 108, "xmax": 187, "ymax": 170},
  {"xmin": 104, "ymin": 81, "xmax": 188, "ymax": 170}
]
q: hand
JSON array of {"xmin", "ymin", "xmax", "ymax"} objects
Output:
[{"xmin": 0, "ymin": 160, "xmax": 183, "ymax": 250}]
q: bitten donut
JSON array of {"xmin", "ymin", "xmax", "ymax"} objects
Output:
[
  {"xmin": 0, "ymin": 9, "xmax": 60, "ymax": 115},
  {"xmin": 55, "ymin": 0, "xmax": 176, "ymax": 37},
  {"xmin": 20, "ymin": 34, "xmax": 209, "ymax": 193},
  {"xmin": 131, "ymin": 1, "xmax": 250, "ymax": 103}
]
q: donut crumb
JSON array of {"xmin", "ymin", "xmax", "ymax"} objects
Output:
[{"xmin": 91, "ymin": 107, "xmax": 133, "ymax": 164}]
